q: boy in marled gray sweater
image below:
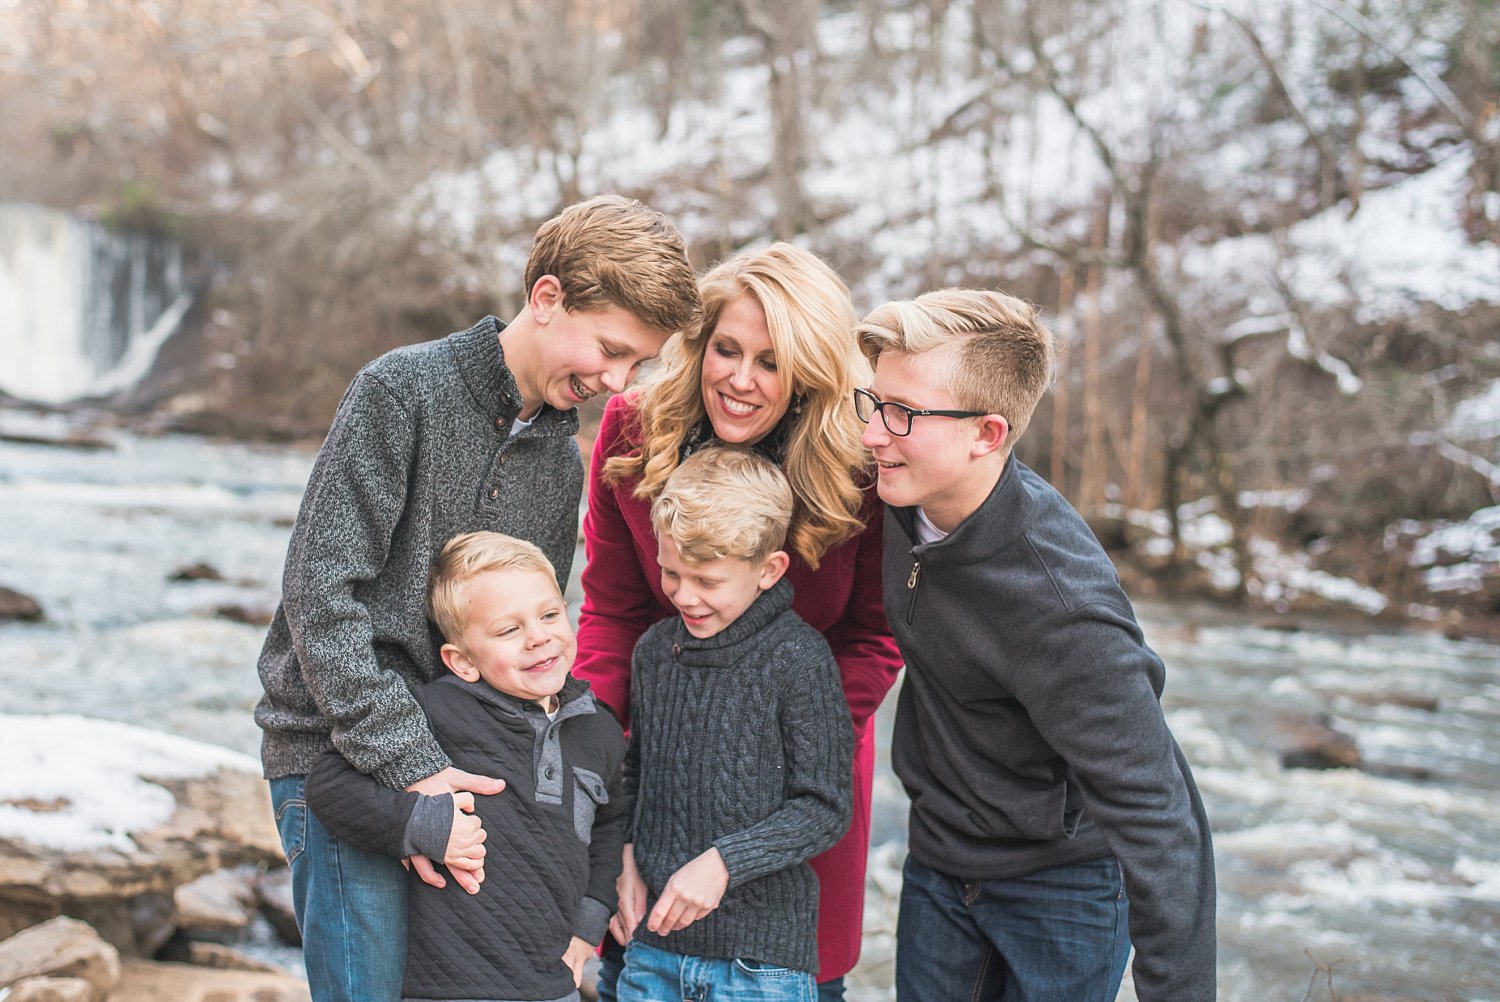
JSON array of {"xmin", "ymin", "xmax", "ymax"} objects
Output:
[
  {"xmin": 610, "ymin": 447, "xmax": 853, "ymax": 1001},
  {"xmin": 254, "ymin": 196, "xmax": 699, "ymax": 1002}
]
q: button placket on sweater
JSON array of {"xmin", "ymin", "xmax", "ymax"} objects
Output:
[
  {"xmin": 530, "ymin": 692, "xmax": 597, "ymax": 805},
  {"xmin": 479, "ymin": 427, "xmax": 510, "ymax": 511}
]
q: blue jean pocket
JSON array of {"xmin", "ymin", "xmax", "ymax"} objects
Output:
[
  {"xmin": 734, "ymin": 959, "xmax": 797, "ymax": 977},
  {"xmin": 272, "ymin": 788, "xmax": 307, "ymax": 865},
  {"xmin": 732, "ymin": 958, "xmax": 815, "ymax": 1002}
]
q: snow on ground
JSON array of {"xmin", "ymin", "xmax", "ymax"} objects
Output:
[
  {"xmin": 0, "ymin": 714, "xmax": 258, "ymax": 853},
  {"xmin": 1406, "ymin": 505, "xmax": 1500, "ymax": 594},
  {"xmin": 1450, "ymin": 381, "xmax": 1500, "ymax": 443}
]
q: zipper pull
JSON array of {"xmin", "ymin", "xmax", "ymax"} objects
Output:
[{"xmin": 907, "ymin": 559, "xmax": 921, "ymax": 589}]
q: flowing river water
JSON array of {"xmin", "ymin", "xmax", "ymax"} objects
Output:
[{"xmin": 1, "ymin": 410, "xmax": 1497, "ymax": 1001}]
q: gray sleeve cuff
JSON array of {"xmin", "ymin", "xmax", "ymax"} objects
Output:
[
  {"xmin": 401, "ymin": 792, "xmax": 454, "ymax": 859},
  {"xmin": 571, "ymin": 895, "xmax": 612, "ymax": 947}
]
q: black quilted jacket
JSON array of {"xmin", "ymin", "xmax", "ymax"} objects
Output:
[{"xmin": 308, "ymin": 673, "xmax": 627, "ymax": 1002}]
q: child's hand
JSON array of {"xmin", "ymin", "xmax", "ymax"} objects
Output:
[
  {"xmin": 609, "ymin": 843, "xmax": 648, "ymax": 944},
  {"xmin": 646, "ymin": 846, "xmax": 728, "ymax": 935},
  {"xmin": 442, "ymin": 791, "xmax": 487, "ymax": 893},
  {"xmin": 408, "ymin": 791, "xmax": 487, "ymax": 894},
  {"xmin": 562, "ymin": 936, "xmax": 594, "ymax": 988}
]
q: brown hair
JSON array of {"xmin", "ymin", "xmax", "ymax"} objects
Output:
[
  {"xmin": 526, "ymin": 195, "xmax": 702, "ymax": 336},
  {"xmin": 650, "ymin": 447, "xmax": 794, "ymax": 564},
  {"xmin": 428, "ymin": 531, "xmax": 558, "ymax": 642},
  {"xmin": 856, "ymin": 288, "xmax": 1056, "ymax": 445}
]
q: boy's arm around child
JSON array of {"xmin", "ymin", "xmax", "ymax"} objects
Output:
[
  {"xmin": 305, "ymin": 749, "xmax": 487, "ymax": 893},
  {"xmin": 275, "ymin": 372, "xmax": 452, "ymax": 789}
]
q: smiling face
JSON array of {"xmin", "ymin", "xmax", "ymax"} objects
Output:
[
  {"xmin": 698, "ymin": 292, "xmax": 791, "ymax": 446},
  {"xmin": 439, "ymin": 568, "xmax": 577, "ymax": 705},
  {"xmin": 656, "ymin": 534, "xmax": 788, "ymax": 639},
  {"xmin": 861, "ymin": 348, "xmax": 1008, "ymax": 532},
  {"xmin": 513, "ymin": 275, "xmax": 672, "ymax": 419}
]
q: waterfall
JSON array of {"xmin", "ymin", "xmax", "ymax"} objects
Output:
[{"xmin": 0, "ymin": 202, "xmax": 197, "ymax": 405}]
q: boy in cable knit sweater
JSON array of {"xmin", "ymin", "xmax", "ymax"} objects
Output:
[{"xmin": 609, "ymin": 447, "xmax": 853, "ymax": 1002}]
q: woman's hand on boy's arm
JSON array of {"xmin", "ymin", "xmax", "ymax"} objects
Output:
[
  {"xmin": 562, "ymin": 936, "xmax": 594, "ymax": 988},
  {"xmin": 646, "ymin": 847, "xmax": 729, "ymax": 935}
]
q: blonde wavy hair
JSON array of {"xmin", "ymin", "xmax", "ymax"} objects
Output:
[{"xmin": 603, "ymin": 243, "xmax": 870, "ymax": 568}]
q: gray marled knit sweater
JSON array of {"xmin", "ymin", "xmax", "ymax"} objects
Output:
[
  {"xmin": 255, "ymin": 316, "xmax": 584, "ymax": 789},
  {"xmin": 625, "ymin": 579, "xmax": 853, "ymax": 974}
]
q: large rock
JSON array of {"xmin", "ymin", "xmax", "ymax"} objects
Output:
[
  {"xmin": 1275, "ymin": 712, "xmax": 1362, "ymax": 770},
  {"xmin": 6, "ymin": 976, "xmax": 98, "ymax": 1002},
  {"xmin": 0, "ymin": 585, "xmax": 44, "ymax": 622},
  {"xmin": 114, "ymin": 954, "xmax": 310, "ymax": 1002},
  {"xmin": 112, "ymin": 958, "xmax": 310, "ymax": 1002},
  {"xmin": 254, "ymin": 866, "xmax": 300, "ymax": 946},
  {"xmin": 0, "ymin": 916, "xmax": 120, "ymax": 1000},
  {"xmin": 0, "ymin": 715, "xmax": 282, "ymax": 954},
  {"xmin": 173, "ymin": 867, "xmax": 258, "ymax": 937}
]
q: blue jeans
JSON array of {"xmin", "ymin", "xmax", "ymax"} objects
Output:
[
  {"xmin": 618, "ymin": 939, "xmax": 816, "ymax": 1002},
  {"xmin": 599, "ymin": 936, "xmax": 842, "ymax": 1002},
  {"xmin": 270, "ymin": 776, "xmax": 408, "ymax": 1002},
  {"xmin": 895, "ymin": 854, "xmax": 1130, "ymax": 1002}
]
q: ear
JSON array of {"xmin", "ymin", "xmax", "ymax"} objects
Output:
[
  {"xmin": 528, "ymin": 275, "xmax": 564, "ymax": 324},
  {"xmin": 758, "ymin": 550, "xmax": 791, "ymax": 590},
  {"xmin": 441, "ymin": 642, "xmax": 480, "ymax": 682},
  {"xmin": 971, "ymin": 414, "xmax": 1010, "ymax": 459}
]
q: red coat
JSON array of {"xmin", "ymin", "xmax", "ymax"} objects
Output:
[{"xmin": 575, "ymin": 393, "xmax": 901, "ymax": 980}]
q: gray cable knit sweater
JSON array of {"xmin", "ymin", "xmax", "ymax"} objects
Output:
[
  {"xmin": 255, "ymin": 317, "xmax": 584, "ymax": 789},
  {"xmin": 624, "ymin": 579, "xmax": 853, "ymax": 974}
]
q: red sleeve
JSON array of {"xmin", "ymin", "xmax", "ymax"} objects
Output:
[
  {"xmin": 822, "ymin": 491, "xmax": 902, "ymax": 727},
  {"xmin": 573, "ymin": 395, "xmax": 659, "ymax": 730}
]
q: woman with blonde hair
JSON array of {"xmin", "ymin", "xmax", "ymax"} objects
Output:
[{"xmin": 575, "ymin": 243, "xmax": 900, "ymax": 1001}]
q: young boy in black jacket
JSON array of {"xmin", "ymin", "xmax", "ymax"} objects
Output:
[
  {"xmin": 853, "ymin": 290, "xmax": 1217, "ymax": 1002},
  {"xmin": 308, "ymin": 531, "xmax": 626, "ymax": 1002},
  {"xmin": 610, "ymin": 447, "xmax": 853, "ymax": 1002}
]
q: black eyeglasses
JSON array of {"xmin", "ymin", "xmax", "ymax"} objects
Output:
[{"xmin": 853, "ymin": 388, "xmax": 989, "ymax": 437}]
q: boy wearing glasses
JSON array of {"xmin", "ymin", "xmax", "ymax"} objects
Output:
[{"xmin": 852, "ymin": 289, "xmax": 1216, "ymax": 1002}]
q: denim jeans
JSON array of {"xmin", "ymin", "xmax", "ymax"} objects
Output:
[
  {"xmin": 618, "ymin": 939, "xmax": 816, "ymax": 1002},
  {"xmin": 599, "ymin": 936, "xmax": 842, "ymax": 1002},
  {"xmin": 596, "ymin": 935, "xmax": 625, "ymax": 1001},
  {"xmin": 895, "ymin": 854, "xmax": 1130, "ymax": 1002},
  {"xmin": 270, "ymin": 776, "xmax": 408, "ymax": 1002}
]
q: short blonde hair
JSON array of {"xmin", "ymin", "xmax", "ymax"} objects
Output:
[
  {"xmin": 856, "ymin": 289, "xmax": 1056, "ymax": 445},
  {"xmin": 526, "ymin": 195, "xmax": 702, "ymax": 336},
  {"xmin": 428, "ymin": 531, "xmax": 559, "ymax": 642},
  {"xmin": 605, "ymin": 243, "xmax": 869, "ymax": 567},
  {"xmin": 650, "ymin": 447, "xmax": 794, "ymax": 564}
]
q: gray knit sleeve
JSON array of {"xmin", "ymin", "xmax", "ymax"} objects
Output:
[{"xmin": 280, "ymin": 371, "xmax": 450, "ymax": 789}]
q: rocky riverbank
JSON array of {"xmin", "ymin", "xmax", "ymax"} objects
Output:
[{"xmin": 0, "ymin": 714, "xmax": 307, "ymax": 1001}]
